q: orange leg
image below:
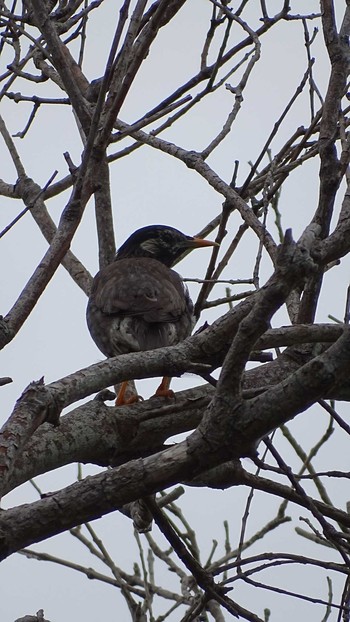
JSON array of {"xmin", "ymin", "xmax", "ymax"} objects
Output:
[
  {"xmin": 116, "ymin": 381, "xmax": 141, "ymax": 406},
  {"xmin": 154, "ymin": 376, "xmax": 175, "ymax": 399}
]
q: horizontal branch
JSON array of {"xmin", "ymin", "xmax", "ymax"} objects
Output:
[{"xmin": 4, "ymin": 322, "xmax": 350, "ymax": 497}]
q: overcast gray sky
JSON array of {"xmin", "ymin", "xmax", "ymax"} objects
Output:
[{"xmin": 1, "ymin": 1, "xmax": 349, "ymax": 620}]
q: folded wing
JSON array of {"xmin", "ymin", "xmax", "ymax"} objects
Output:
[{"xmin": 86, "ymin": 258, "xmax": 193, "ymax": 356}]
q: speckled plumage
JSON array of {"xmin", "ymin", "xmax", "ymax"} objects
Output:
[
  {"xmin": 86, "ymin": 225, "xmax": 216, "ymax": 360},
  {"xmin": 87, "ymin": 256, "xmax": 193, "ymax": 356}
]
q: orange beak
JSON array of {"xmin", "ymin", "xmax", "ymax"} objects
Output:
[{"xmin": 187, "ymin": 237, "xmax": 219, "ymax": 249}]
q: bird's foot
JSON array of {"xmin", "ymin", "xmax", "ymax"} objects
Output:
[
  {"xmin": 115, "ymin": 380, "xmax": 143, "ymax": 406},
  {"xmin": 152, "ymin": 387, "xmax": 175, "ymax": 399},
  {"xmin": 116, "ymin": 394, "xmax": 144, "ymax": 406},
  {"xmin": 152, "ymin": 376, "xmax": 175, "ymax": 399}
]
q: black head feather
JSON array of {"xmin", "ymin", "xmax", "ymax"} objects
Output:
[{"xmin": 116, "ymin": 224, "xmax": 216, "ymax": 267}]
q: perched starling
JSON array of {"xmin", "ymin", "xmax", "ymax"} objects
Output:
[{"xmin": 86, "ymin": 224, "xmax": 217, "ymax": 404}]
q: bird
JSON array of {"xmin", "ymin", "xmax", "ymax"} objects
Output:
[{"xmin": 86, "ymin": 224, "xmax": 217, "ymax": 405}]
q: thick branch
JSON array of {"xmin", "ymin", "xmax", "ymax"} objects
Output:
[{"xmin": 298, "ymin": 1, "xmax": 350, "ymax": 322}]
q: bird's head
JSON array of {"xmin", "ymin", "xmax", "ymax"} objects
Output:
[{"xmin": 115, "ymin": 225, "xmax": 218, "ymax": 267}]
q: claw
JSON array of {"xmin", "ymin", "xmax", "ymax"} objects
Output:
[
  {"xmin": 153, "ymin": 376, "xmax": 175, "ymax": 399},
  {"xmin": 116, "ymin": 381, "xmax": 143, "ymax": 406}
]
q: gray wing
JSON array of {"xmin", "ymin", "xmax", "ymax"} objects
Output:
[
  {"xmin": 91, "ymin": 257, "xmax": 189, "ymax": 323},
  {"xmin": 87, "ymin": 258, "xmax": 193, "ymax": 356}
]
